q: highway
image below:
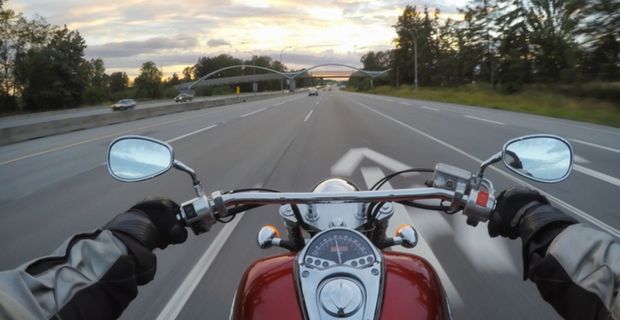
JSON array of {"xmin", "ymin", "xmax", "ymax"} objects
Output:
[
  {"xmin": 1, "ymin": 88, "xmax": 619, "ymax": 319},
  {"xmin": 0, "ymin": 91, "xmax": 280, "ymax": 129}
]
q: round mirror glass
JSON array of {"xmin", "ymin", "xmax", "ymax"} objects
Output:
[
  {"xmin": 107, "ymin": 137, "xmax": 173, "ymax": 182},
  {"xmin": 503, "ymin": 136, "xmax": 572, "ymax": 183}
]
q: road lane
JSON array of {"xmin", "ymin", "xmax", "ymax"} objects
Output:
[{"xmin": 1, "ymin": 88, "xmax": 617, "ymax": 319}]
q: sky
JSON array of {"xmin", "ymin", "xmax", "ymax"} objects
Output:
[{"xmin": 8, "ymin": 0, "xmax": 464, "ymax": 77}]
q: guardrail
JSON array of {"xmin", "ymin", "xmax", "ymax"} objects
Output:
[{"xmin": 0, "ymin": 92, "xmax": 288, "ymax": 146}]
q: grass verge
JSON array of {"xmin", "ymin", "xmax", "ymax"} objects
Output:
[{"xmin": 353, "ymin": 84, "xmax": 620, "ymax": 128}]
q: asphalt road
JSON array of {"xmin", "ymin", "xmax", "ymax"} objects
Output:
[
  {"xmin": 1, "ymin": 88, "xmax": 618, "ymax": 319},
  {"xmin": 0, "ymin": 91, "xmax": 282, "ymax": 129}
]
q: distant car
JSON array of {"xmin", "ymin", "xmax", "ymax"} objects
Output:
[
  {"xmin": 175, "ymin": 93, "xmax": 193, "ymax": 103},
  {"xmin": 308, "ymin": 87, "xmax": 319, "ymax": 96},
  {"xmin": 111, "ymin": 99, "xmax": 136, "ymax": 111}
]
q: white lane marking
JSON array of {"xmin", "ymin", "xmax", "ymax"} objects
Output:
[
  {"xmin": 464, "ymin": 115, "xmax": 505, "ymax": 125},
  {"xmin": 573, "ymin": 154, "xmax": 590, "ymax": 164},
  {"xmin": 240, "ymin": 108, "xmax": 266, "ymax": 118},
  {"xmin": 574, "ymin": 165, "xmax": 620, "ymax": 188},
  {"xmin": 360, "ymin": 167, "xmax": 464, "ymax": 308},
  {"xmin": 453, "ymin": 216, "xmax": 518, "ymax": 274},
  {"xmin": 353, "ymin": 99, "xmax": 620, "ymax": 238},
  {"xmin": 156, "ymin": 217, "xmax": 243, "ymax": 320},
  {"xmin": 303, "ymin": 110, "xmax": 314, "ymax": 122},
  {"xmin": 272, "ymin": 101, "xmax": 285, "ymax": 106},
  {"xmin": 399, "ymin": 101, "xmax": 412, "ymax": 106},
  {"xmin": 0, "ymin": 112, "xmax": 218, "ymax": 166},
  {"xmin": 571, "ymin": 139, "xmax": 620, "ymax": 155},
  {"xmin": 315, "ymin": 100, "xmax": 320, "ymax": 106},
  {"xmin": 331, "ymin": 148, "xmax": 410, "ymax": 177},
  {"xmin": 421, "ymin": 106, "xmax": 439, "ymax": 111},
  {"xmin": 166, "ymin": 125, "xmax": 217, "ymax": 143}
]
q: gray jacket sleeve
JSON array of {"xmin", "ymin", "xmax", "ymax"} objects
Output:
[
  {"xmin": 527, "ymin": 224, "xmax": 620, "ymax": 320},
  {"xmin": 0, "ymin": 229, "xmax": 156, "ymax": 320}
]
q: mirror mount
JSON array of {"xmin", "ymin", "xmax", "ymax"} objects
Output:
[
  {"xmin": 173, "ymin": 160, "xmax": 205, "ymax": 197},
  {"xmin": 477, "ymin": 151, "xmax": 502, "ymax": 179}
]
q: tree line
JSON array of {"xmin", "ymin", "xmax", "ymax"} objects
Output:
[
  {"xmin": 351, "ymin": 0, "xmax": 619, "ymax": 94},
  {"xmin": 0, "ymin": 0, "xmax": 295, "ymax": 114}
]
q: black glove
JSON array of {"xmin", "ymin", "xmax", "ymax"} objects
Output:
[
  {"xmin": 488, "ymin": 187, "xmax": 576, "ymax": 240},
  {"xmin": 104, "ymin": 198, "xmax": 188, "ymax": 251},
  {"xmin": 488, "ymin": 187, "xmax": 549, "ymax": 239}
]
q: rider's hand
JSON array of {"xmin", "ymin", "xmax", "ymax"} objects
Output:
[
  {"xmin": 488, "ymin": 187, "xmax": 577, "ymax": 240},
  {"xmin": 488, "ymin": 187, "xmax": 550, "ymax": 239},
  {"xmin": 104, "ymin": 198, "xmax": 188, "ymax": 251}
]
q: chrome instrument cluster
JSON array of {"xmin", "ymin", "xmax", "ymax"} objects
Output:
[{"xmin": 296, "ymin": 228, "xmax": 384, "ymax": 319}]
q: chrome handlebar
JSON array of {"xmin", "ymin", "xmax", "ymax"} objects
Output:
[{"xmin": 179, "ymin": 184, "xmax": 495, "ymax": 235}]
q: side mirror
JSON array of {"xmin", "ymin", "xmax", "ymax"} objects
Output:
[
  {"xmin": 107, "ymin": 136, "xmax": 174, "ymax": 182},
  {"xmin": 502, "ymin": 135, "xmax": 573, "ymax": 183}
]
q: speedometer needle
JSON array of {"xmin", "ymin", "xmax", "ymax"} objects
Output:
[{"xmin": 335, "ymin": 239, "xmax": 342, "ymax": 264}]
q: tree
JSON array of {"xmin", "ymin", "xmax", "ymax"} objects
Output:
[
  {"xmin": 165, "ymin": 72, "xmax": 180, "ymax": 86},
  {"xmin": 182, "ymin": 66, "xmax": 193, "ymax": 81},
  {"xmin": 134, "ymin": 61, "xmax": 162, "ymax": 98},
  {"xmin": 81, "ymin": 58, "xmax": 109, "ymax": 104},
  {"xmin": 579, "ymin": 0, "xmax": 620, "ymax": 80},
  {"xmin": 15, "ymin": 26, "xmax": 87, "ymax": 110},
  {"xmin": 193, "ymin": 54, "xmax": 242, "ymax": 79},
  {"xmin": 109, "ymin": 72, "xmax": 128, "ymax": 93},
  {"xmin": 0, "ymin": 2, "xmax": 49, "ymax": 112}
]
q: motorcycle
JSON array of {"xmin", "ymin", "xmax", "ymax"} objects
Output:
[{"xmin": 106, "ymin": 134, "xmax": 573, "ymax": 320}]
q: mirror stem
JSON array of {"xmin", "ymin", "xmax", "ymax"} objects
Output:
[
  {"xmin": 174, "ymin": 160, "xmax": 205, "ymax": 197},
  {"xmin": 478, "ymin": 152, "xmax": 502, "ymax": 178}
]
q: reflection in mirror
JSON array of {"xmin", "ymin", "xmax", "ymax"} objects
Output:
[
  {"xmin": 503, "ymin": 136, "xmax": 572, "ymax": 183},
  {"xmin": 108, "ymin": 137, "xmax": 173, "ymax": 182}
]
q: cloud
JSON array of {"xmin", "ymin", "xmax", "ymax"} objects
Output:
[
  {"xmin": 207, "ymin": 39, "xmax": 232, "ymax": 47},
  {"xmin": 87, "ymin": 35, "xmax": 198, "ymax": 58}
]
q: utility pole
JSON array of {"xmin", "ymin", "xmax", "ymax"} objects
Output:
[
  {"xmin": 409, "ymin": 29, "xmax": 418, "ymax": 91},
  {"xmin": 244, "ymin": 50, "xmax": 257, "ymax": 96},
  {"xmin": 280, "ymin": 46, "xmax": 292, "ymax": 92}
]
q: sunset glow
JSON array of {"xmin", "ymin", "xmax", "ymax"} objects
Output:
[{"xmin": 10, "ymin": 0, "xmax": 461, "ymax": 77}]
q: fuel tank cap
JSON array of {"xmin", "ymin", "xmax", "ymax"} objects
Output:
[{"xmin": 318, "ymin": 277, "xmax": 363, "ymax": 317}]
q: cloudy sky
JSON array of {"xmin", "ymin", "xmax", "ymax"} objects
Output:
[{"xmin": 8, "ymin": 0, "xmax": 463, "ymax": 77}]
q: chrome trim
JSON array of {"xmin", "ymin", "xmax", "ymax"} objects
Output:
[
  {"xmin": 501, "ymin": 134, "xmax": 574, "ymax": 184},
  {"xmin": 296, "ymin": 228, "xmax": 384, "ymax": 320},
  {"xmin": 218, "ymin": 188, "xmax": 459, "ymax": 207},
  {"xmin": 106, "ymin": 135, "xmax": 174, "ymax": 182}
]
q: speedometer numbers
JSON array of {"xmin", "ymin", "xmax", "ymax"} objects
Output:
[{"xmin": 303, "ymin": 230, "xmax": 375, "ymax": 270}]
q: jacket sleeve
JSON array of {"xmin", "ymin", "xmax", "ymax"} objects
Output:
[
  {"xmin": 525, "ymin": 223, "xmax": 620, "ymax": 320},
  {"xmin": 0, "ymin": 229, "xmax": 156, "ymax": 320}
]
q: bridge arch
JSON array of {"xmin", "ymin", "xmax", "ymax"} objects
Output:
[
  {"xmin": 292, "ymin": 64, "xmax": 391, "ymax": 79},
  {"xmin": 188, "ymin": 65, "xmax": 290, "ymax": 90}
]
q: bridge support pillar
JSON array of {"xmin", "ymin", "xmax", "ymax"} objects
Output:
[{"xmin": 288, "ymin": 79, "xmax": 296, "ymax": 92}]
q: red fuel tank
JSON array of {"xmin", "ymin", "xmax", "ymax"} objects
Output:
[{"xmin": 230, "ymin": 252, "xmax": 450, "ymax": 319}]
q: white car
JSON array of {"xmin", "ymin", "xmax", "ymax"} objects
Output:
[{"xmin": 111, "ymin": 99, "xmax": 136, "ymax": 111}]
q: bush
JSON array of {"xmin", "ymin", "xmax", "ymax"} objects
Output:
[{"xmin": 110, "ymin": 89, "xmax": 136, "ymax": 101}]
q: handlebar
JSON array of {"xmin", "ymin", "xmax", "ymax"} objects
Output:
[{"xmin": 179, "ymin": 183, "xmax": 495, "ymax": 235}]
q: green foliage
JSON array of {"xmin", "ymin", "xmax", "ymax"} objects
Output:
[
  {"xmin": 15, "ymin": 26, "xmax": 88, "ymax": 110},
  {"xmin": 366, "ymin": 84, "xmax": 620, "ymax": 127},
  {"xmin": 110, "ymin": 88, "xmax": 136, "ymax": 101},
  {"xmin": 195, "ymin": 85, "xmax": 234, "ymax": 96},
  {"xmin": 374, "ymin": 0, "xmax": 619, "ymax": 94},
  {"xmin": 134, "ymin": 61, "xmax": 163, "ymax": 99},
  {"xmin": 109, "ymin": 72, "xmax": 129, "ymax": 93}
]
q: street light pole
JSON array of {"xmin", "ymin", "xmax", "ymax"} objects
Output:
[
  {"xmin": 280, "ymin": 46, "xmax": 292, "ymax": 92},
  {"xmin": 409, "ymin": 29, "xmax": 418, "ymax": 91},
  {"xmin": 244, "ymin": 50, "xmax": 257, "ymax": 95}
]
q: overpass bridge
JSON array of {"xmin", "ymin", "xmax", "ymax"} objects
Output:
[{"xmin": 176, "ymin": 64, "xmax": 390, "ymax": 93}]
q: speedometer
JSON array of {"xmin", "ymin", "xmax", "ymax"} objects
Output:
[{"xmin": 304, "ymin": 229, "xmax": 375, "ymax": 269}]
